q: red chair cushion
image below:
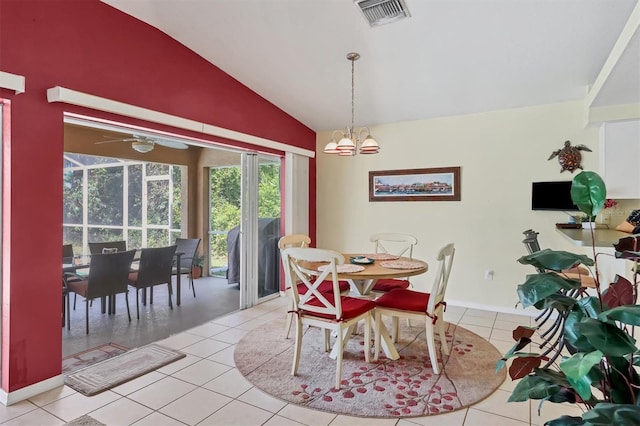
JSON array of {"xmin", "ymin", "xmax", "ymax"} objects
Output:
[
  {"xmin": 128, "ymin": 271, "xmax": 139, "ymax": 283},
  {"xmin": 375, "ymin": 289, "xmax": 430, "ymax": 313},
  {"xmin": 301, "ymin": 294, "xmax": 375, "ymax": 320},
  {"xmin": 372, "ymin": 278, "xmax": 410, "ymax": 292},
  {"xmin": 297, "ymin": 280, "xmax": 350, "ymax": 295}
]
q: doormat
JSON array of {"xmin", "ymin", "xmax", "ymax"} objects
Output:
[
  {"xmin": 65, "ymin": 414, "xmax": 106, "ymax": 426},
  {"xmin": 64, "ymin": 344, "xmax": 186, "ymax": 396},
  {"xmin": 63, "ymin": 343, "xmax": 129, "ymax": 374}
]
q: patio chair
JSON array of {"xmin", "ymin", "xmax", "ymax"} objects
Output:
[
  {"xmin": 370, "ymin": 233, "xmax": 418, "ymax": 292},
  {"xmin": 374, "ymin": 243, "xmax": 455, "ymax": 374},
  {"xmin": 65, "ymin": 249, "xmax": 136, "ymax": 334},
  {"xmin": 88, "ymin": 240, "xmax": 127, "ymax": 254},
  {"xmin": 172, "ymin": 238, "xmax": 201, "ymax": 298},
  {"xmin": 281, "ymin": 246, "xmax": 375, "ymax": 389},
  {"xmin": 128, "ymin": 245, "xmax": 177, "ymax": 319}
]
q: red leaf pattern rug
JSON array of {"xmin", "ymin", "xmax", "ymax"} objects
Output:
[{"xmin": 235, "ymin": 319, "xmax": 506, "ymax": 418}]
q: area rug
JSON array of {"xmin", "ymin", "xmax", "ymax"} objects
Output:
[
  {"xmin": 65, "ymin": 414, "xmax": 106, "ymax": 426},
  {"xmin": 235, "ymin": 319, "xmax": 506, "ymax": 418},
  {"xmin": 63, "ymin": 343, "xmax": 129, "ymax": 374},
  {"xmin": 65, "ymin": 344, "xmax": 186, "ymax": 396}
]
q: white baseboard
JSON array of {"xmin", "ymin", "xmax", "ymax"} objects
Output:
[{"xmin": 0, "ymin": 375, "xmax": 64, "ymax": 406}]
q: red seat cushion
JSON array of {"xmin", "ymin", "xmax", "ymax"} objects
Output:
[
  {"xmin": 297, "ymin": 280, "xmax": 350, "ymax": 295},
  {"xmin": 301, "ymin": 294, "xmax": 375, "ymax": 320},
  {"xmin": 375, "ymin": 288, "xmax": 430, "ymax": 313},
  {"xmin": 372, "ymin": 278, "xmax": 410, "ymax": 292},
  {"xmin": 128, "ymin": 271, "xmax": 139, "ymax": 283}
]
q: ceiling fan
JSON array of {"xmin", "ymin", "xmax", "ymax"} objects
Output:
[{"xmin": 96, "ymin": 135, "xmax": 189, "ymax": 153}]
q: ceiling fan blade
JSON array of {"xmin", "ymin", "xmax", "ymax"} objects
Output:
[
  {"xmin": 95, "ymin": 137, "xmax": 137, "ymax": 145},
  {"xmin": 155, "ymin": 140, "xmax": 188, "ymax": 150}
]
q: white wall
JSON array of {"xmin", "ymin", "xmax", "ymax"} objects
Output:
[{"xmin": 315, "ymin": 100, "xmax": 606, "ymax": 315}]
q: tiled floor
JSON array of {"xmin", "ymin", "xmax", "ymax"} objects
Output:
[{"xmin": 2, "ymin": 298, "xmax": 585, "ymax": 426}]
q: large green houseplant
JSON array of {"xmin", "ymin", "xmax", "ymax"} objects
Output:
[{"xmin": 498, "ymin": 171, "xmax": 640, "ymax": 425}]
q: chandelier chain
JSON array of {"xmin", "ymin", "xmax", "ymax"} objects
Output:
[{"xmin": 351, "ymin": 56, "xmax": 355, "ymax": 132}]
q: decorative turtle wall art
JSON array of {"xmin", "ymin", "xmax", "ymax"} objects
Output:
[{"xmin": 548, "ymin": 140, "xmax": 592, "ymax": 173}]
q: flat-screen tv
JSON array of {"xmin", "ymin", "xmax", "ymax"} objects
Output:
[{"xmin": 531, "ymin": 181, "xmax": 579, "ymax": 211}]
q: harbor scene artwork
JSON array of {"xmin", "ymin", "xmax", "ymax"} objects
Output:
[{"xmin": 369, "ymin": 167, "xmax": 461, "ymax": 202}]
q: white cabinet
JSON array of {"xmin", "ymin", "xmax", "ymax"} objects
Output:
[{"xmin": 599, "ymin": 120, "xmax": 640, "ymax": 198}]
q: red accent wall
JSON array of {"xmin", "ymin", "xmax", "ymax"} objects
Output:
[{"xmin": 0, "ymin": 0, "xmax": 316, "ymax": 393}]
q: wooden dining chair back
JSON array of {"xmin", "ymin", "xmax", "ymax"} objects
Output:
[
  {"xmin": 281, "ymin": 246, "xmax": 376, "ymax": 389},
  {"xmin": 278, "ymin": 234, "xmax": 311, "ymax": 338},
  {"xmin": 128, "ymin": 245, "xmax": 177, "ymax": 319},
  {"xmin": 374, "ymin": 243, "xmax": 455, "ymax": 374},
  {"xmin": 370, "ymin": 233, "xmax": 418, "ymax": 292},
  {"xmin": 88, "ymin": 240, "xmax": 127, "ymax": 254},
  {"xmin": 65, "ymin": 249, "xmax": 136, "ymax": 334},
  {"xmin": 172, "ymin": 237, "xmax": 201, "ymax": 298}
]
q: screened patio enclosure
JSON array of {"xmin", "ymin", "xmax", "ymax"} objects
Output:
[{"xmin": 63, "ymin": 153, "xmax": 185, "ymax": 255}]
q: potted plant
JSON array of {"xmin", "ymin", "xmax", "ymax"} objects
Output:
[
  {"xmin": 191, "ymin": 254, "xmax": 204, "ymax": 279},
  {"xmin": 498, "ymin": 170, "xmax": 640, "ymax": 425}
]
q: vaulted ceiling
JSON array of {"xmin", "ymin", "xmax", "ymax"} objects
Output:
[{"xmin": 102, "ymin": 0, "xmax": 640, "ymax": 132}]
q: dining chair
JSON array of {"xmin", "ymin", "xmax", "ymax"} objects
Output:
[
  {"xmin": 369, "ymin": 233, "xmax": 418, "ymax": 292},
  {"xmin": 281, "ymin": 246, "xmax": 376, "ymax": 389},
  {"xmin": 88, "ymin": 240, "xmax": 127, "ymax": 254},
  {"xmin": 62, "ymin": 244, "xmax": 76, "ymax": 327},
  {"xmin": 172, "ymin": 237, "xmax": 201, "ymax": 298},
  {"xmin": 374, "ymin": 243, "xmax": 455, "ymax": 374},
  {"xmin": 278, "ymin": 234, "xmax": 351, "ymax": 339},
  {"xmin": 128, "ymin": 245, "xmax": 177, "ymax": 319},
  {"xmin": 65, "ymin": 249, "xmax": 136, "ymax": 334}
]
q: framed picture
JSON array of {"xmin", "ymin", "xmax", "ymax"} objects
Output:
[{"xmin": 369, "ymin": 167, "xmax": 461, "ymax": 202}]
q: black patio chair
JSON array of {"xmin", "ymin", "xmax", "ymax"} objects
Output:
[{"xmin": 128, "ymin": 245, "xmax": 177, "ymax": 319}]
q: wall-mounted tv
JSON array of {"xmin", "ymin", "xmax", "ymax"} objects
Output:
[{"xmin": 531, "ymin": 181, "xmax": 579, "ymax": 211}]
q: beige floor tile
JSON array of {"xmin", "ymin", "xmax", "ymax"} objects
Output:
[
  {"xmin": 329, "ymin": 414, "xmax": 398, "ymax": 425},
  {"xmin": 213, "ymin": 312, "xmax": 257, "ymax": 327},
  {"xmin": 132, "ymin": 411, "xmax": 188, "ymax": 425},
  {"xmin": 171, "ymin": 359, "xmax": 232, "ymax": 386},
  {"xmin": 90, "ymin": 396, "xmax": 153, "ymax": 425},
  {"xmin": 126, "ymin": 376, "xmax": 197, "ymax": 410},
  {"xmin": 157, "ymin": 353, "xmax": 201, "ymax": 375},
  {"xmin": 185, "ymin": 322, "xmax": 230, "ymax": 337},
  {"xmin": 459, "ymin": 315, "xmax": 496, "ymax": 328},
  {"xmin": 206, "ymin": 345, "xmax": 236, "ymax": 366},
  {"xmin": 0, "ymin": 400, "xmax": 38, "ymax": 423},
  {"xmin": 263, "ymin": 414, "xmax": 305, "ymax": 425},
  {"xmin": 463, "ymin": 309, "xmax": 497, "ymax": 319},
  {"xmin": 237, "ymin": 387, "xmax": 287, "ymax": 413},
  {"xmin": 111, "ymin": 371, "xmax": 166, "ymax": 396},
  {"xmin": 180, "ymin": 338, "xmax": 231, "ymax": 358},
  {"xmin": 156, "ymin": 332, "xmax": 205, "ymax": 350},
  {"xmin": 496, "ymin": 312, "xmax": 532, "ymax": 325},
  {"xmin": 465, "ymin": 408, "xmax": 529, "ymax": 425},
  {"xmin": 277, "ymin": 404, "xmax": 337, "ymax": 426},
  {"xmin": 397, "ymin": 408, "xmax": 467, "ymax": 425},
  {"xmin": 42, "ymin": 391, "xmax": 120, "ymax": 422},
  {"xmin": 490, "ymin": 327, "xmax": 519, "ymax": 343},
  {"xmin": 198, "ymin": 399, "xmax": 273, "ymax": 425},
  {"xmin": 211, "ymin": 327, "xmax": 250, "ymax": 344},
  {"xmin": 1, "ymin": 408, "xmax": 64, "ymax": 426},
  {"xmin": 470, "ymin": 389, "xmax": 530, "ymax": 423},
  {"xmin": 236, "ymin": 316, "xmax": 277, "ymax": 331},
  {"xmin": 28, "ymin": 386, "xmax": 76, "ymax": 407},
  {"xmin": 530, "ymin": 401, "xmax": 584, "ymax": 426},
  {"xmin": 158, "ymin": 387, "xmax": 232, "ymax": 426},
  {"xmin": 202, "ymin": 368, "xmax": 252, "ymax": 398}
]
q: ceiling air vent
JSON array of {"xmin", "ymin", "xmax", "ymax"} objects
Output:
[{"xmin": 355, "ymin": 0, "xmax": 411, "ymax": 27}]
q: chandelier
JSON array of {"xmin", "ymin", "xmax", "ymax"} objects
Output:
[{"xmin": 324, "ymin": 52, "xmax": 380, "ymax": 156}]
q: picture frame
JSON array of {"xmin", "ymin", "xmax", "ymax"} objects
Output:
[{"xmin": 369, "ymin": 167, "xmax": 461, "ymax": 202}]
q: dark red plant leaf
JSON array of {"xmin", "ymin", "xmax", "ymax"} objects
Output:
[
  {"xmin": 508, "ymin": 356, "xmax": 542, "ymax": 380},
  {"xmin": 602, "ymin": 274, "xmax": 635, "ymax": 308},
  {"xmin": 513, "ymin": 326, "xmax": 536, "ymax": 341},
  {"xmin": 613, "ymin": 235, "xmax": 640, "ymax": 260}
]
